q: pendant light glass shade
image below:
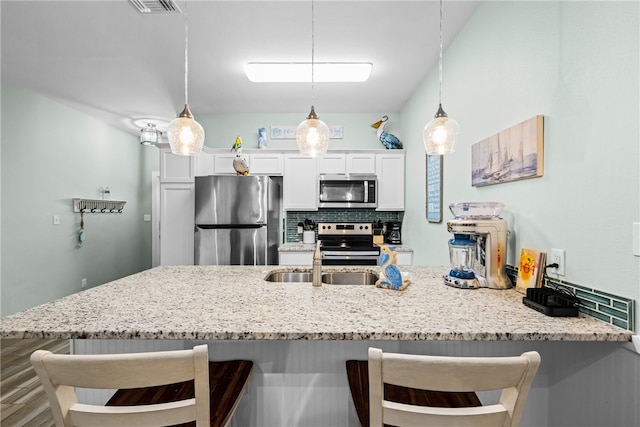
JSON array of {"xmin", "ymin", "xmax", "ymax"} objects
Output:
[
  {"xmin": 424, "ymin": 0, "xmax": 458, "ymax": 155},
  {"xmin": 140, "ymin": 123, "xmax": 161, "ymax": 146},
  {"xmin": 296, "ymin": 106, "xmax": 330, "ymax": 157},
  {"xmin": 168, "ymin": 105, "xmax": 204, "ymax": 156},
  {"xmin": 168, "ymin": 0, "xmax": 204, "ymax": 156},
  {"xmin": 423, "ymin": 104, "xmax": 459, "ymax": 155}
]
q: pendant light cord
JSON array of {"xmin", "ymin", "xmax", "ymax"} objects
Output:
[
  {"xmin": 311, "ymin": 0, "xmax": 316, "ymax": 104},
  {"xmin": 184, "ymin": 0, "xmax": 189, "ymax": 105},
  {"xmin": 438, "ymin": 0, "xmax": 443, "ymax": 105}
]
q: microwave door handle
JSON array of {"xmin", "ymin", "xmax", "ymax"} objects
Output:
[{"xmin": 364, "ymin": 181, "xmax": 368, "ymax": 203}]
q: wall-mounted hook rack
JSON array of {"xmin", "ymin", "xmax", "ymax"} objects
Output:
[{"xmin": 73, "ymin": 198, "xmax": 126, "ymax": 214}]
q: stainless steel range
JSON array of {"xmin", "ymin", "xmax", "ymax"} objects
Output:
[{"xmin": 317, "ymin": 222, "xmax": 380, "ymax": 266}]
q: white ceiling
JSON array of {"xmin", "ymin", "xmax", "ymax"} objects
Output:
[{"xmin": 1, "ymin": 0, "xmax": 479, "ymax": 134}]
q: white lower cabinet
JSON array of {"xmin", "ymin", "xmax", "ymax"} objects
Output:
[
  {"xmin": 283, "ymin": 155, "xmax": 318, "ymax": 211},
  {"xmin": 159, "ymin": 183, "xmax": 194, "ymax": 265},
  {"xmin": 278, "ymin": 251, "xmax": 314, "ymax": 266}
]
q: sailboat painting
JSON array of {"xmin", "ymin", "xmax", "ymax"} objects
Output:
[{"xmin": 472, "ymin": 115, "xmax": 544, "ymax": 187}]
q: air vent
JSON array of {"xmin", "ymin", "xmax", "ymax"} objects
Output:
[{"xmin": 129, "ymin": 0, "xmax": 181, "ymax": 14}]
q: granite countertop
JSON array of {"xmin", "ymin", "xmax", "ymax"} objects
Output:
[
  {"xmin": 279, "ymin": 243, "xmax": 414, "ymax": 252},
  {"xmin": 0, "ymin": 265, "xmax": 631, "ymax": 342}
]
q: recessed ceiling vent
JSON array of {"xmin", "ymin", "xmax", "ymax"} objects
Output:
[{"xmin": 129, "ymin": 0, "xmax": 181, "ymax": 14}]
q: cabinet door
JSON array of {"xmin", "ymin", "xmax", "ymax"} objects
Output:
[
  {"xmin": 376, "ymin": 153, "xmax": 405, "ymax": 211},
  {"xmin": 160, "ymin": 183, "xmax": 194, "ymax": 265},
  {"xmin": 283, "ymin": 155, "xmax": 318, "ymax": 211},
  {"xmin": 249, "ymin": 153, "xmax": 284, "ymax": 175},
  {"xmin": 159, "ymin": 148, "xmax": 195, "ymax": 182},
  {"xmin": 318, "ymin": 154, "xmax": 346, "ymax": 174},
  {"xmin": 347, "ymin": 153, "xmax": 376, "ymax": 174},
  {"xmin": 279, "ymin": 251, "xmax": 314, "ymax": 266},
  {"xmin": 195, "ymin": 151, "xmax": 214, "ymax": 176},
  {"xmin": 213, "ymin": 153, "xmax": 241, "ymax": 175}
]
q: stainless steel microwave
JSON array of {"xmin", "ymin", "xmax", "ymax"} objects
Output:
[{"xmin": 318, "ymin": 174, "xmax": 377, "ymax": 208}]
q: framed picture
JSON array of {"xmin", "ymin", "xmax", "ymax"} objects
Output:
[
  {"xmin": 270, "ymin": 126, "xmax": 296, "ymax": 139},
  {"xmin": 472, "ymin": 115, "xmax": 544, "ymax": 187},
  {"xmin": 426, "ymin": 154, "xmax": 443, "ymax": 223}
]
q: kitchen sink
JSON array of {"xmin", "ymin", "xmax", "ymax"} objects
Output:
[
  {"xmin": 321, "ymin": 272, "xmax": 378, "ymax": 285},
  {"xmin": 264, "ymin": 270, "xmax": 378, "ymax": 285},
  {"xmin": 263, "ymin": 271, "xmax": 313, "ymax": 283}
]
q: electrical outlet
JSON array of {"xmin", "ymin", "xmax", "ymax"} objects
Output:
[
  {"xmin": 550, "ymin": 249, "xmax": 566, "ymax": 276},
  {"xmin": 81, "ymin": 278, "xmax": 87, "ymax": 288}
]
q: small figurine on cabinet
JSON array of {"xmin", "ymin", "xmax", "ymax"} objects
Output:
[
  {"xmin": 231, "ymin": 136, "xmax": 250, "ymax": 176},
  {"xmin": 371, "ymin": 115, "xmax": 403, "ymax": 149},
  {"xmin": 376, "ymin": 245, "xmax": 410, "ymax": 291},
  {"xmin": 257, "ymin": 127, "xmax": 267, "ymax": 149}
]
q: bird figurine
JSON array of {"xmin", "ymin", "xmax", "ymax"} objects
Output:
[
  {"xmin": 371, "ymin": 115, "xmax": 403, "ymax": 149},
  {"xmin": 231, "ymin": 136, "xmax": 250, "ymax": 176},
  {"xmin": 375, "ymin": 245, "xmax": 410, "ymax": 291}
]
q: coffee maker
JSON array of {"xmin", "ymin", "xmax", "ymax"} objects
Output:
[
  {"xmin": 385, "ymin": 221, "xmax": 402, "ymax": 244},
  {"xmin": 444, "ymin": 202, "xmax": 511, "ymax": 290}
]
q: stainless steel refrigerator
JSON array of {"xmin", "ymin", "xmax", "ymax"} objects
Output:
[{"xmin": 194, "ymin": 175, "xmax": 282, "ymax": 265}]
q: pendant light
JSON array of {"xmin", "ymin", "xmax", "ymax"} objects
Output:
[
  {"xmin": 296, "ymin": 0, "xmax": 330, "ymax": 157},
  {"xmin": 423, "ymin": 0, "xmax": 459, "ymax": 155},
  {"xmin": 167, "ymin": 0, "xmax": 204, "ymax": 156}
]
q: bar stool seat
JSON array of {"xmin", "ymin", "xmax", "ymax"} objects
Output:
[{"xmin": 107, "ymin": 359, "xmax": 253, "ymax": 427}]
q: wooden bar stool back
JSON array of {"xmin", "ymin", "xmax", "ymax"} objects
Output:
[
  {"xmin": 31, "ymin": 344, "xmax": 253, "ymax": 427},
  {"xmin": 365, "ymin": 348, "xmax": 541, "ymax": 427}
]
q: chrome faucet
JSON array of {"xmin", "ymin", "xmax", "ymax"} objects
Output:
[{"xmin": 312, "ymin": 240, "xmax": 323, "ymax": 287}]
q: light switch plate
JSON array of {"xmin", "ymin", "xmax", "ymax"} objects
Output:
[
  {"xmin": 633, "ymin": 222, "xmax": 640, "ymax": 257},
  {"xmin": 143, "ymin": 214, "xmax": 151, "ymax": 222}
]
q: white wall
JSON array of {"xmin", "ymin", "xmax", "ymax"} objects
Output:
[
  {"xmin": 0, "ymin": 85, "xmax": 156, "ymax": 316},
  {"xmin": 400, "ymin": 1, "xmax": 639, "ymax": 328}
]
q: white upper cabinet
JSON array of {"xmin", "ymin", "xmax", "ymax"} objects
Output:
[
  {"xmin": 283, "ymin": 155, "xmax": 318, "ymax": 211},
  {"xmin": 318, "ymin": 154, "xmax": 347, "ymax": 174},
  {"xmin": 195, "ymin": 151, "xmax": 214, "ymax": 176},
  {"xmin": 346, "ymin": 153, "xmax": 376, "ymax": 174},
  {"xmin": 249, "ymin": 152, "xmax": 284, "ymax": 175},
  {"xmin": 376, "ymin": 152, "xmax": 405, "ymax": 211},
  {"xmin": 159, "ymin": 147, "xmax": 196, "ymax": 183},
  {"xmin": 213, "ymin": 153, "xmax": 240, "ymax": 175}
]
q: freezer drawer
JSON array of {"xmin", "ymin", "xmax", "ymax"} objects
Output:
[{"xmin": 195, "ymin": 226, "xmax": 268, "ymax": 265}]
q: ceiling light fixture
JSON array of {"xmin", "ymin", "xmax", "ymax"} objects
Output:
[
  {"xmin": 296, "ymin": 0, "xmax": 330, "ymax": 157},
  {"xmin": 140, "ymin": 123, "xmax": 162, "ymax": 146},
  {"xmin": 245, "ymin": 62, "xmax": 372, "ymax": 83},
  {"xmin": 167, "ymin": 0, "xmax": 204, "ymax": 156},
  {"xmin": 423, "ymin": 0, "xmax": 459, "ymax": 155}
]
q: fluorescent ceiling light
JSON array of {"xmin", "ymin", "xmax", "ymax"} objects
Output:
[{"xmin": 245, "ymin": 62, "xmax": 372, "ymax": 83}]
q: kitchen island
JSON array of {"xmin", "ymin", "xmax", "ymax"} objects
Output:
[{"xmin": 1, "ymin": 266, "xmax": 637, "ymax": 426}]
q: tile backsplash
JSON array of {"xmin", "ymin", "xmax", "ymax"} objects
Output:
[
  {"xmin": 506, "ymin": 265, "xmax": 635, "ymax": 332},
  {"xmin": 285, "ymin": 209, "xmax": 401, "ymax": 242}
]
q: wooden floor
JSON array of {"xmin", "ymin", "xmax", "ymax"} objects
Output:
[{"xmin": 1, "ymin": 339, "xmax": 69, "ymax": 427}]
